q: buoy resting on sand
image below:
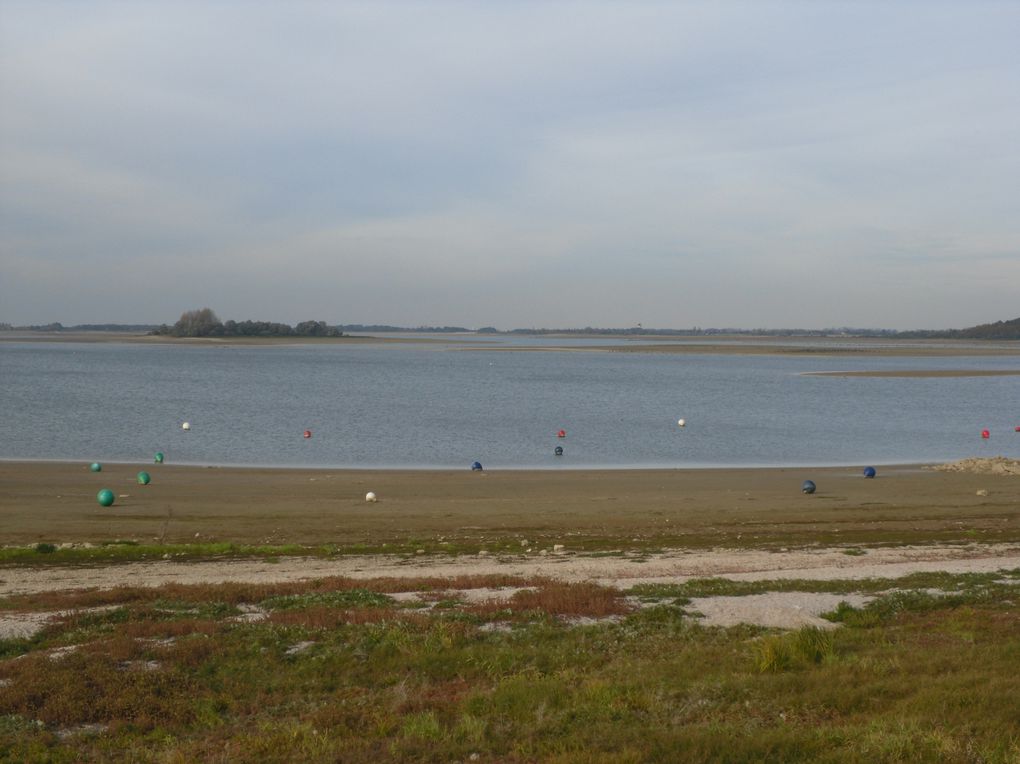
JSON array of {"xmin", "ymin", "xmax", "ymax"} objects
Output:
[
  {"xmin": 801, "ymin": 480, "xmax": 816, "ymax": 494},
  {"xmin": 863, "ymin": 466, "xmax": 876, "ymax": 478},
  {"xmin": 90, "ymin": 462, "xmax": 102, "ymax": 473},
  {"xmin": 365, "ymin": 491, "xmax": 377, "ymax": 503},
  {"xmin": 97, "ymin": 489, "xmax": 115, "ymax": 507},
  {"xmin": 471, "ymin": 461, "xmax": 483, "ymax": 471},
  {"xmin": 182, "ymin": 422, "xmax": 191, "ymax": 431},
  {"xmin": 137, "ymin": 471, "xmax": 151, "ymax": 485}
]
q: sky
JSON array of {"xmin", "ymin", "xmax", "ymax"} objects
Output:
[{"xmin": 1, "ymin": 2, "xmax": 1018, "ymax": 330}]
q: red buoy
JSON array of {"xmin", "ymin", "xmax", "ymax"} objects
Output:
[
  {"xmin": 981, "ymin": 429, "xmax": 990, "ymax": 439},
  {"xmin": 557, "ymin": 429, "xmax": 566, "ymax": 438},
  {"xmin": 1015, "ymin": 426, "xmax": 1020, "ymax": 432},
  {"xmin": 303, "ymin": 430, "xmax": 312, "ymax": 439}
]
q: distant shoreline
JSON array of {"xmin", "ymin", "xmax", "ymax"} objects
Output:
[
  {"xmin": 0, "ymin": 330, "xmax": 472, "ymax": 346},
  {"xmin": 3, "ymin": 330, "xmax": 1019, "ymax": 356}
]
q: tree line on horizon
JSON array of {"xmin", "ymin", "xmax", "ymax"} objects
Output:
[
  {"xmin": 149, "ymin": 308, "xmax": 343, "ymax": 338},
  {"xmin": 892, "ymin": 317, "xmax": 1020, "ymax": 340}
]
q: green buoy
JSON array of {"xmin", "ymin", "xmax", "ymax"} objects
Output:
[
  {"xmin": 97, "ymin": 489, "xmax": 115, "ymax": 507},
  {"xmin": 89, "ymin": 462, "xmax": 102, "ymax": 473},
  {"xmin": 154, "ymin": 451, "xmax": 164, "ymax": 464},
  {"xmin": 137, "ymin": 471, "xmax": 151, "ymax": 485}
]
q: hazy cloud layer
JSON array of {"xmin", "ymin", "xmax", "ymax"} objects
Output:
[{"xmin": 2, "ymin": 2, "xmax": 1018, "ymax": 329}]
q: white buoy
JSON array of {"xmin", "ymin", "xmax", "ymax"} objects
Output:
[
  {"xmin": 182, "ymin": 422, "xmax": 191, "ymax": 431},
  {"xmin": 677, "ymin": 418, "xmax": 686, "ymax": 427},
  {"xmin": 365, "ymin": 491, "xmax": 377, "ymax": 503}
]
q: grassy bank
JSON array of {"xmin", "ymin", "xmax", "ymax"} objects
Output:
[
  {"xmin": 4, "ymin": 523, "xmax": 1019, "ymax": 569},
  {"xmin": 2, "ymin": 572, "xmax": 1019, "ymax": 762}
]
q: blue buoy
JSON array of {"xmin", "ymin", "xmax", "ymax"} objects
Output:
[
  {"xmin": 863, "ymin": 466, "xmax": 876, "ymax": 478},
  {"xmin": 554, "ymin": 446, "xmax": 564, "ymax": 456},
  {"xmin": 471, "ymin": 461, "xmax": 483, "ymax": 471},
  {"xmin": 802, "ymin": 480, "xmax": 816, "ymax": 494}
]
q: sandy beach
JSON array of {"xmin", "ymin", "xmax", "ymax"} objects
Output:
[
  {"xmin": 2, "ymin": 459, "xmax": 1017, "ymax": 619},
  {"xmin": 2, "ymin": 460, "xmax": 1019, "ymax": 547},
  {"xmin": 1, "ymin": 458, "xmax": 1019, "ymax": 634}
]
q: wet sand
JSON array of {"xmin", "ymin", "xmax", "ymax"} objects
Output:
[{"xmin": 2, "ymin": 460, "xmax": 1018, "ymax": 547}]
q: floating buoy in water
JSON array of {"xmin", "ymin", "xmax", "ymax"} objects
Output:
[
  {"xmin": 154, "ymin": 452, "xmax": 165, "ymax": 464},
  {"xmin": 303, "ymin": 430, "xmax": 312, "ymax": 439},
  {"xmin": 981, "ymin": 429, "xmax": 990, "ymax": 439},
  {"xmin": 365, "ymin": 491, "xmax": 377, "ymax": 503},
  {"xmin": 1015, "ymin": 426, "xmax": 1020, "ymax": 432},
  {"xmin": 557, "ymin": 429, "xmax": 566, "ymax": 438},
  {"xmin": 182, "ymin": 422, "xmax": 191, "ymax": 431},
  {"xmin": 863, "ymin": 466, "xmax": 876, "ymax": 478},
  {"xmin": 677, "ymin": 418, "xmax": 686, "ymax": 428},
  {"xmin": 89, "ymin": 462, "xmax": 102, "ymax": 473},
  {"xmin": 97, "ymin": 488, "xmax": 115, "ymax": 507},
  {"xmin": 802, "ymin": 480, "xmax": 816, "ymax": 494},
  {"xmin": 137, "ymin": 471, "xmax": 151, "ymax": 485},
  {"xmin": 554, "ymin": 446, "xmax": 564, "ymax": 456},
  {"xmin": 471, "ymin": 461, "xmax": 483, "ymax": 471}
]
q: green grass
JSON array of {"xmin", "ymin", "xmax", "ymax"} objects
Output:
[
  {"xmin": 627, "ymin": 569, "xmax": 1020, "ymax": 599},
  {"xmin": 1, "ymin": 577, "xmax": 1019, "ymax": 761},
  {"xmin": 260, "ymin": 589, "xmax": 395, "ymax": 611},
  {"xmin": 6, "ymin": 534, "xmax": 1018, "ymax": 568}
]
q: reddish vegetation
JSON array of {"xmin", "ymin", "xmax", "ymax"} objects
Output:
[
  {"xmin": 467, "ymin": 580, "xmax": 633, "ymax": 619},
  {"xmin": 3, "ymin": 574, "xmax": 537, "ymax": 612}
]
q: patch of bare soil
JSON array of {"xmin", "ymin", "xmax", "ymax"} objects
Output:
[{"xmin": 687, "ymin": 592, "xmax": 873, "ymax": 630}]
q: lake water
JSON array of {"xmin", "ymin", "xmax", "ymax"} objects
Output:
[{"xmin": 1, "ymin": 339, "xmax": 1017, "ymax": 469}]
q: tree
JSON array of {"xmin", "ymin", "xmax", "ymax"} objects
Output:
[
  {"xmin": 294, "ymin": 320, "xmax": 342, "ymax": 337},
  {"xmin": 172, "ymin": 308, "xmax": 222, "ymax": 337}
]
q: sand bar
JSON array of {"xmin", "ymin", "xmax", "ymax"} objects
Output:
[
  {"xmin": 803, "ymin": 369, "xmax": 1020, "ymax": 378},
  {"xmin": 3, "ymin": 330, "xmax": 1018, "ymax": 356}
]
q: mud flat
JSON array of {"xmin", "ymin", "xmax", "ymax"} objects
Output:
[{"xmin": 2, "ymin": 460, "xmax": 1019, "ymax": 547}]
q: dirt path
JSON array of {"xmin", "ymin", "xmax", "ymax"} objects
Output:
[
  {"xmin": 3, "ymin": 543, "xmax": 1017, "ymax": 597},
  {"xmin": 3, "ymin": 543, "xmax": 1017, "ymax": 636}
]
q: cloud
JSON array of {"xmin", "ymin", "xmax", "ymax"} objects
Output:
[{"xmin": 1, "ymin": 2, "xmax": 1018, "ymax": 327}]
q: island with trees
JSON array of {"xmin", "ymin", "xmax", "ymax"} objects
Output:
[{"xmin": 150, "ymin": 308, "xmax": 343, "ymax": 338}]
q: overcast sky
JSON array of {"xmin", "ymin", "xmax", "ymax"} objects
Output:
[{"xmin": 2, "ymin": 2, "xmax": 1018, "ymax": 330}]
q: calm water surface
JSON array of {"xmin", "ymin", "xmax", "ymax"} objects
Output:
[{"xmin": 1, "ymin": 339, "xmax": 1017, "ymax": 469}]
